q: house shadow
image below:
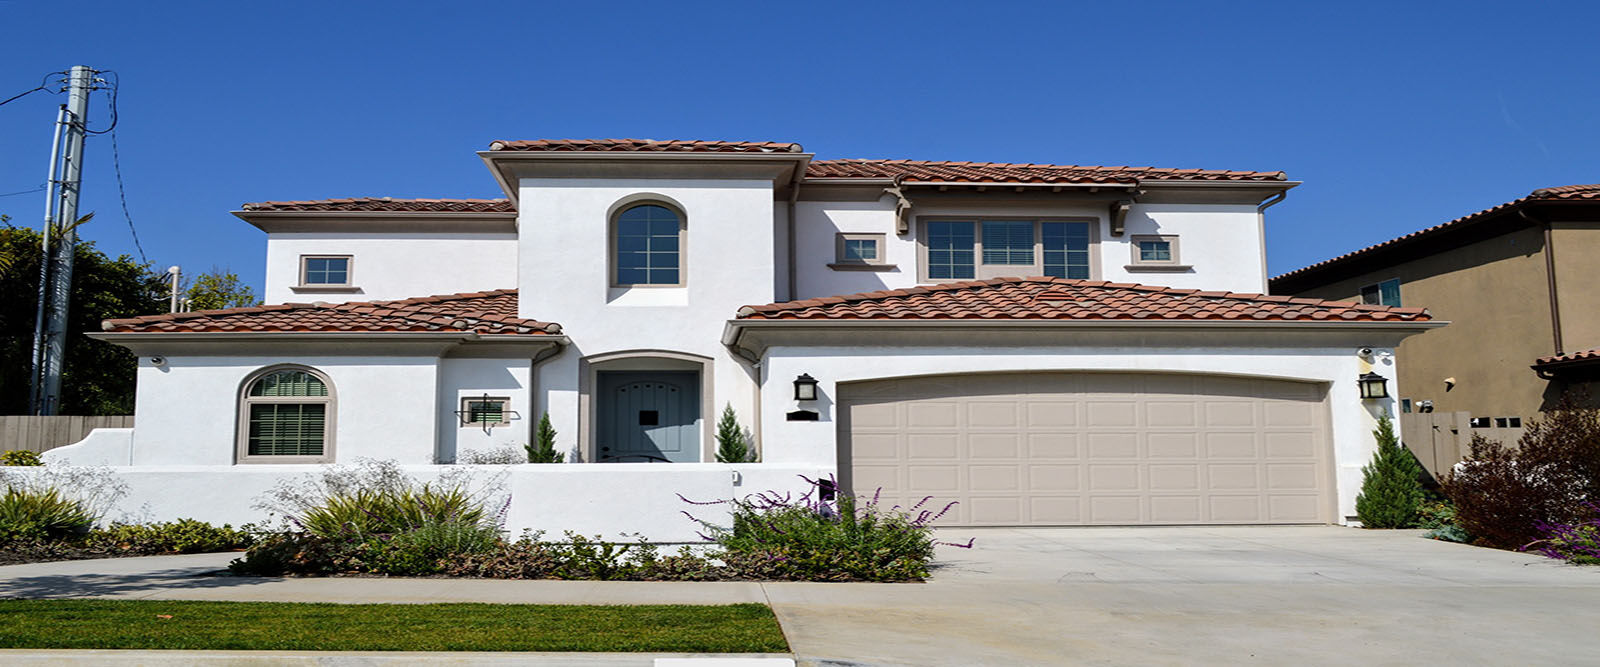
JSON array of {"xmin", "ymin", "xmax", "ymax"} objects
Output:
[{"xmin": 0, "ymin": 564, "xmax": 286, "ymax": 600}]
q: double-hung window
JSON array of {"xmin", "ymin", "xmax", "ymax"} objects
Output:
[
  {"xmin": 1360, "ymin": 279, "xmax": 1402, "ymax": 307},
  {"xmin": 923, "ymin": 219, "xmax": 1093, "ymax": 281}
]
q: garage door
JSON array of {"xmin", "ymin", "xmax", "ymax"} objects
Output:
[{"xmin": 838, "ymin": 373, "xmax": 1333, "ymax": 526}]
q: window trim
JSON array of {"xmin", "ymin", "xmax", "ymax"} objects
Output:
[
  {"xmin": 915, "ymin": 216, "xmax": 1099, "ymax": 283},
  {"xmin": 236, "ymin": 364, "xmax": 336, "ymax": 464},
  {"xmin": 459, "ymin": 396, "xmax": 512, "ymax": 427},
  {"xmin": 610, "ymin": 201, "xmax": 687, "ymax": 289},
  {"xmin": 830, "ymin": 232, "xmax": 895, "ymax": 271},
  {"xmin": 1125, "ymin": 234, "xmax": 1191, "ymax": 272},
  {"xmin": 1359, "ymin": 278, "xmax": 1403, "ymax": 307},
  {"xmin": 297, "ymin": 255, "xmax": 354, "ymax": 289}
]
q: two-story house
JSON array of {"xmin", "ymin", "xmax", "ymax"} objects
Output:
[
  {"xmin": 1271, "ymin": 185, "xmax": 1600, "ymax": 472},
  {"xmin": 50, "ymin": 139, "xmax": 1438, "ymax": 538}
]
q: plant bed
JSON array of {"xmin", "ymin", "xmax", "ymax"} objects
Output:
[
  {"xmin": 230, "ymin": 462, "xmax": 968, "ymax": 582},
  {"xmin": 0, "ymin": 519, "xmax": 257, "ymax": 566},
  {"xmin": 0, "ymin": 599, "xmax": 789, "ymax": 653}
]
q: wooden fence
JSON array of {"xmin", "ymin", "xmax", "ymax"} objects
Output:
[
  {"xmin": 0, "ymin": 416, "xmax": 134, "ymax": 454},
  {"xmin": 1400, "ymin": 411, "xmax": 1524, "ymax": 482}
]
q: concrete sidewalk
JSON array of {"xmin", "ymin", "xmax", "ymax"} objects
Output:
[{"xmin": 4, "ymin": 527, "xmax": 1600, "ymax": 666}]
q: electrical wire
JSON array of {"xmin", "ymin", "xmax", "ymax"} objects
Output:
[
  {"xmin": 85, "ymin": 70, "xmax": 118, "ymax": 135},
  {"xmin": 108, "ymin": 126, "xmax": 148, "ymax": 264},
  {"xmin": 0, "ymin": 185, "xmax": 46, "ymax": 198},
  {"xmin": 0, "ymin": 72, "xmax": 62, "ymax": 108}
]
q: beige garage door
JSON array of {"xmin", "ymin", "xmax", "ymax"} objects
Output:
[{"xmin": 839, "ymin": 373, "xmax": 1333, "ymax": 525}]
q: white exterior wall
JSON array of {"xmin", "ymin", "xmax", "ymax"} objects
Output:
[
  {"xmin": 792, "ymin": 198, "xmax": 1267, "ymax": 299},
  {"xmin": 262, "ymin": 232, "xmax": 517, "ymax": 304},
  {"xmin": 438, "ymin": 358, "xmax": 534, "ymax": 463},
  {"xmin": 518, "ymin": 179, "xmax": 776, "ymax": 459},
  {"xmin": 130, "ymin": 355, "xmax": 441, "ymax": 466},
  {"xmin": 757, "ymin": 345, "xmax": 1400, "ymax": 523}
]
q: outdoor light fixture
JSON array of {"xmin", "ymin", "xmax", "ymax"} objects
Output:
[
  {"xmin": 1358, "ymin": 372, "xmax": 1390, "ymax": 400},
  {"xmin": 793, "ymin": 373, "xmax": 819, "ymax": 401}
]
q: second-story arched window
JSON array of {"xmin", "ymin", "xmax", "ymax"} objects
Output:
[{"xmin": 613, "ymin": 203, "xmax": 683, "ymax": 286}]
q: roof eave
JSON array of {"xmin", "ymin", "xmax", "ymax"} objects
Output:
[{"xmin": 479, "ymin": 150, "xmax": 815, "ymax": 203}]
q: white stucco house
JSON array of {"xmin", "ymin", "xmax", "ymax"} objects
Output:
[{"xmin": 48, "ymin": 139, "xmax": 1441, "ymax": 540}]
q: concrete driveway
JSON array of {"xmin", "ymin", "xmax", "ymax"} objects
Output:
[{"xmin": 765, "ymin": 526, "xmax": 1600, "ymax": 666}]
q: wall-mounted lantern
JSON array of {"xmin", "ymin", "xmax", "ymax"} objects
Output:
[
  {"xmin": 1358, "ymin": 372, "xmax": 1390, "ymax": 400},
  {"xmin": 793, "ymin": 373, "xmax": 819, "ymax": 401}
]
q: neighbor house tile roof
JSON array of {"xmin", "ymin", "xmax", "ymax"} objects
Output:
[
  {"xmin": 239, "ymin": 198, "xmax": 514, "ymax": 213},
  {"xmin": 101, "ymin": 290, "xmax": 560, "ymax": 335},
  {"xmin": 1533, "ymin": 347, "xmax": 1600, "ymax": 370},
  {"xmin": 737, "ymin": 277, "xmax": 1431, "ymax": 322},
  {"xmin": 805, "ymin": 159, "xmax": 1287, "ymax": 184},
  {"xmin": 488, "ymin": 139, "xmax": 804, "ymax": 153},
  {"xmin": 1272, "ymin": 184, "xmax": 1600, "ymax": 285}
]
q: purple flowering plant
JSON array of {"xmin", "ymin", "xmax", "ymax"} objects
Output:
[{"xmin": 1524, "ymin": 502, "xmax": 1600, "ymax": 565}]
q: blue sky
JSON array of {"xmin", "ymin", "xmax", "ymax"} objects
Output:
[{"xmin": 1, "ymin": 1, "xmax": 1594, "ymax": 296}]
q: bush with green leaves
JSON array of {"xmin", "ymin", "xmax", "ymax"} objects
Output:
[
  {"xmin": 86, "ymin": 519, "xmax": 256, "ymax": 555},
  {"xmin": 714, "ymin": 404, "xmax": 753, "ymax": 463},
  {"xmin": 1445, "ymin": 398, "xmax": 1600, "ymax": 549},
  {"xmin": 1417, "ymin": 500, "xmax": 1471, "ymax": 543},
  {"xmin": 525, "ymin": 413, "xmax": 564, "ymax": 463},
  {"xmin": 1355, "ymin": 415, "xmax": 1425, "ymax": 528},
  {"xmin": 0, "ymin": 450, "xmax": 42, "ymax": 466},
  {"xmin": 0, "ymin": 487, "xmax": 94, "ymax": 542}
]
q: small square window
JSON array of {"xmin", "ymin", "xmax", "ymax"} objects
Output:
[
  {"xmin": 1360, "ymin": 279, "xmax": 1402, "ymax": 307},
  {"xmin": 834, "ymin": 233, "xmax": 887, "ymax": 266},
  {"xmin": 1495, "ymin": 417, "xmax": 1523, "ymax": 428},
  {"xmin": 301, "ymin": 256, "xmax": 351, "ymax": 286},
  {"xmin": 460, "ymin": 397, "xmax": 510, "ymax": 426},
  {"xmin": 638, "ymin": 410, "xmax": 659, "ymax": 426},
  {"xmin": 1129, "ymin": 235, "xmax": 1181, "ymax": 266},
  {"xmin": 1469, "ymin": 417, "xmax": 1492, "ymax": 428},
  {"xmin": 1400, "ymin": 398, "xmax": 1412, "ymax": 414}
]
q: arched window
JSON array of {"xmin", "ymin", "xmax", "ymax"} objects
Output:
[
  {"xmin": 613, "ymin": 203, "xmax": 683, "ymax": 286},
  {"xmin": 238, "ymin": 366, "xmax": 334, "ymax": 463}
]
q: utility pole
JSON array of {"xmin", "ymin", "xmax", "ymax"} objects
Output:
[{"xmin": 29, "ymin": 66, "xmax": 96, "ymax": 416}]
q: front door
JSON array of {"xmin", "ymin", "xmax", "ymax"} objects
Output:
[{"xmin": 597, "ymin": 371, "xmax": 700, "ymax": 463}]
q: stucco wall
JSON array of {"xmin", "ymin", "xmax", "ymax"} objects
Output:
[
  {"xmin": 1287, "ymin": 227, "xmax": 1552, "ymax": 420},
  {"xmin": 517, "ymin": 179, "xmax": 773, "ymax": 460},
  {"xmin": 757, "ymin": 344, "xmax": 1398, "ymax": 523},
  {"xmin": 262, "ymin": 232, "xmax": 517, "ymax": 304},
  {"xmin": 1550, "ymin": 221, "xmax": 1600, "ymax": 356},
  {"xmin": 131, "ymin": 355, "xmax": 441, "ymax": 466},
  {"xmin": 438, "ymin": 358, "xmax": 534, "ymax": 462},
  {"xmin": 791, "ymin": 197, "xmax": 1267, "ymax": 299}
]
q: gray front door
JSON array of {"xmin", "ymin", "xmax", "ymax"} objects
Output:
[{"xmin": 597, "ymin": 371, "xmax": 700, "ymax": 463}]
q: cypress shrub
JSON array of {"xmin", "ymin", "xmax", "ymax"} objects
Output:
[
  {"xmin": 714, "ymin": 404, "xmax": 752, "ymax": 463},
  {"xmin": 525, "ymin": 413, "xmax": 564, "ymax": 463},
  {"xmin": 1355, "ymin": 414, "xmax": 1425, "ymax": 528}
]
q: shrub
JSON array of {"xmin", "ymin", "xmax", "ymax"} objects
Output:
[
  {"xmin": 457, "ymin": 447, "xmax": 524, "ymax": 465},
  {"xmin": 525, "ymin": 414, "xmax": 563, "ymax": 463},
  {"xmin": 257, "ymin": 458, "xmax": 505, "ymax": 537},
  {"xmin": 714, "ymin": 404, "xmax": 752, "ymax": 463},
  {"xmin": 1418, "ymin": 500, "xmax": 1471, "ymax": 543},
  {"xmin": 1355, "ymin": 415, "xmax": 1425, "ymax": 528},
  {"xmin": 684, "ymin": 476, "xmax": 960, "ymax": 582},
  {"xmin": 1525, "ymin": 503, "xmax": 1600, "ymax": 565},
  {"xmin": 86, "ymin": 519, "xmax": 256, "ymax": 555},
  {"xmin": 0, "ymin": 487, "xmax": 94, "ymax": 541},
  {"xmin": 1444, "ymin": 400, "xmax": 1600, "ymax": 549},
  {"xmin": 1, "ymin": 451, "xmax": 42, "ymax": 466},
  {"xmin": 230, "ymin": 533, "xmax": 363, "ymax": 576}
]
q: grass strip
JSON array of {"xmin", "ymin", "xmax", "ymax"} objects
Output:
[{"xmin": 0, "ymin": 600, "xmax": 788, "ymax": 653}]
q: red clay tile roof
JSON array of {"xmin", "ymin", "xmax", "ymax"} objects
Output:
[
  {"xmin": 1272, "ymin": 184, "xmax": 1600, "ymax": 286},
  {"xmin": 805, "ymin": 159, "xmax": 1287, "ymax": 184},
  {"xmin": 488, "ymin": 139, "xmax": 804, "ymax": 153},
  {"xmin": 101, "ymin": 290, "xmax": 560, "ymax": 335},
  {"xmin": 239, "ymin": 198, "xmax": 513, "ymax": 213},
  {"xmin": 737, "ymin": 277, "xmax": 1431, "ymax": 322},
  {"xmin": 1533, "ymin": 347, "xmax": 1600, "ymax": 370}
]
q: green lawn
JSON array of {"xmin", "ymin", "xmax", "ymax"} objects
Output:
[{"xmin": 0, "ymin": 600, "xmax": 789, "ymax": 653}]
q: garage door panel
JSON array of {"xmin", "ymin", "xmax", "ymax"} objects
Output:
[{"xmin": 840, "ymin": 372, "xmax": 1332, "ymax": 526}]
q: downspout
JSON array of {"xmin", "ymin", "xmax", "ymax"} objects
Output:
[
  {"xmin": 1519, "ymin": 208, "xmax": 1563, "ymax": 355},
  {"xmin": 785, "ymin": 167, "xmax": 803, "ymax": 302},
  {"xmin": 1256, "ymin": 190, "xmax": 1288, "ymax": 294}
]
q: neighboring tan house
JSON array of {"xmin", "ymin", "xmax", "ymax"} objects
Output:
[
  {"xmin": 1270, "ymin": 185, "xmax": 1600, "ymax": 469},
  {"xmin": 44, "ymin": 139, "xmax": 1437, "ymax": 537}
]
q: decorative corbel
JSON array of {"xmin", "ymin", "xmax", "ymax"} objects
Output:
[
  {"xmin": 885, "ymin": 179, "xmax": 913, "ymax": 235},
  {"xmin": 1109, "ymin": 198, "xmax": 1133, "ymax": 237}
]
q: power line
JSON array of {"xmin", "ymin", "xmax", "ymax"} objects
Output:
[
  {"xmin": 0, "ymin": 72, "xmax": 63, "ymax": 108},
  {"xmin": 85, "ymin": 71, "xmax": 117, "ymax": 135},
  {"xmin": 0, "ymin": 185, "xmax": 46, "ymax": 198},
  {"xmin": 109, "ymin": 126, "xmax": 148, "ymax": 265}
]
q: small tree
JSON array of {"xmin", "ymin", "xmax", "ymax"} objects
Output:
[
  {"xmin": 1355, "ymin": 414, "xmax": 1425, "ymax": 528},
  {"xmin": 715, "ymin": 403, "xmax": 753, "ymax": 463},
  {"xmin": 184, "ymin": 267, "xmax": 259, "ymax": 311},
  {"xmin": 525, "ymin": 413, "xmax": 563, "ymax": 463}
]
